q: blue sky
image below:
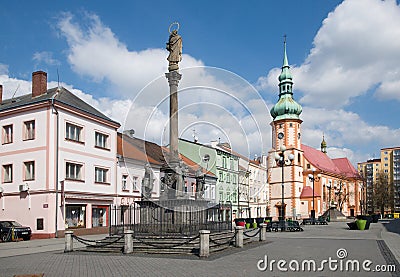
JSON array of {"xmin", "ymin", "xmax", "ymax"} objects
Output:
[{"xmin": 1, "ymin": 0, "xmax": 400, "ymax": 166}]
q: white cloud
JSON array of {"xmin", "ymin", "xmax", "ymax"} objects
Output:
[
  {"xmin": 55, "ymin": 12, "xmax": 273, "ymax": 158},
  {"xmin": 33, "ymin": 51, "xmax": 60, "ymax": 66},
  {"xmin": 57, "ymin": 12, "xmax": 204, "ymax": 99},
  {"xmin": 0, "ymin": 74, "xmax": 32, "ymax": 98},
  {"xmin": 259, "ymin": 0, "xmax": 400, "ymax": 107}
]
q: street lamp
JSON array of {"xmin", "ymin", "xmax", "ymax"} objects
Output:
[
  {"xmin": 360, "ymin": 169, "xmax": 365, "ymax": 215},
  {"xmin": 326, "ymin": 182, "xmax": 332, "ymax": 221},
  {"xmin": 308, "ymin": 168, "xmax": 321, "ymax": 223},
  {"xmin": 274, "ymin": 145, "xmax": 295, "ymax": 224}
]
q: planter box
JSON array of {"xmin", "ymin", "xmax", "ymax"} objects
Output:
[{"xmin": 356, "ymin": 219, "xmax": 367, "ymax": 230}]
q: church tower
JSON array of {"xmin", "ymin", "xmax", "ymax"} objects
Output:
[
  {"xmin": 268, "ymin": 39, "xmax": 304, "ymax": 219},
  {"xmin": 321, "ymin": 134, "xmax": 327, "ymax": 154}
]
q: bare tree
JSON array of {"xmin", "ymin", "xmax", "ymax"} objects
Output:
[
  {"xmin": 374, "ymin": 171, "xmax": 394, "ymax": 215},
  {"xmin": 334, "ymin": 180, "xmax": 349, "ymax": 213}
]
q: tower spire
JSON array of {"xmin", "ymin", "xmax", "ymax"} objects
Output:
[
  {"xmin": 283, "ymin": 34, "xmax": 289, "ymax": 68},
  {"xmin": 321, "ymin": 133, "xmax": 327, "ymax": 154},
  {"xmin": 270, "ymin": 37, "xmax": 302, "ymax": 121}
]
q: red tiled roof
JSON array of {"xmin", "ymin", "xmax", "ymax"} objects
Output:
[
  {"xmin": 332, "ymin": 158, "xmax": 360, "ymax": 178},
  {"xmin": 302, "ymin": 144, "xmax": 341, "ymax": 175},
  {"xmin": 117, "ymin": 133, "xmax": 162, "ymax": 165},
  {"xmin": 300, "ymin": 186, "xmax": 320, "ymax": 198}
]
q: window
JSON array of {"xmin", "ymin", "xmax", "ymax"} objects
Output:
[
  {"xmin": 3, "ymin": 125, "xmax": 13, "ymax": 144},
  {"xmin": 65, "ymin": 205, "xmax": 86, "ymax": 228},
  {"xmin": 95, "ymin": 167, "xmax": 108, "ymax": 183},
  {"xmin": 231, "ymin": 192, "xmax": 237, "ymax": 203},
  {"xmin": 191, "ymin": 183, "xmax": 195, "ymax": 196},
  {"xmin": 66, "ymin": 162, "xmax": 82, "ymax": 180},
  {"xmin": 2, "ymin": 164, "xmax": 12, "ymax": 183},
  {"xmin": 95, "ymin": 132, "xmax": 108, "ymax": 149},
  {"xmin": 290, "ymin": 123, "xmax": 293, "ymax": 127},
  {"xmin": 226, "ymin": 173, "xmax": 230, "ymax": 183},
  {"xmin": 122, "ymin": 175, "xmax": 128, "ymax": 191},
  {"xmin": 66, "ymin": 123, "xmax": 83, "ymax": 142},
  {"xmin": 24, "ymin": 120, "xmax": 35, "ymax": 140},
  {"xmin": 24, "ymin": 161, "xmax": 35, "ymax": 181},
  {"xmin": 92, "ymin": 206, "xmax": 107, "ymax": 227},
  {"xmin": 222, "ymin": 157, "xmax": 227, "ymax": 168},
  {"xmin": 132, "ymin": 177, "xmax": 138, "ymax": 190},
  {"xmin": 219, "ymin": 190, "xmax": 224, "ymax": 201},
  {"xmin": 219, "ymin": 172, "xmax": 223, "ymax": 182}
]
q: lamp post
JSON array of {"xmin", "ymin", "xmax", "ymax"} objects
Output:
[
  {"xmin": 274, "ymin": 145, "xmax": 294, "ymax": 224},
  {"xmin": 308, "ymin": 168, "xmax": 321, "ymax": 223},
  {"xmin": 360, "ymin": 169, "xmax": 365, "ymax": 215},
  {"xmin": 326, "ymin": 182, "xmax": 332, "ymax": 221}
]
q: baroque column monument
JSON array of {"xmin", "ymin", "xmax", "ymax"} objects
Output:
[{"xmin": 161, "ymin": 22, "xmax": 187, "ymax": 199}]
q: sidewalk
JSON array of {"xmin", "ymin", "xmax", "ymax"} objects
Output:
[
  {"xmin": 0, "ymin": 234, "xmax": 105, "ymax": 258},
  {"xmin": 0, "ymin": 222, "xmax": 398, "ymax": 277}
]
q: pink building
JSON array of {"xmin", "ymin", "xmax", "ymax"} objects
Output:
[{"xmin": 0, "ymin": 71, "xmax": 120, "ymax": 238}]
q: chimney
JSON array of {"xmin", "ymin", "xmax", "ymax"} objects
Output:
[
  {"xmin": 0, "ymin": 84, "xmax": 2, "ymax": 104},
  {"xmin": 32, "ymin": 71, "xmax": 47, "ymax": 97}
]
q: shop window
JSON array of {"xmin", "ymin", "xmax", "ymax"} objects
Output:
[
  {"xmin": 65, "ymin": 205, "xmax": 86, "ymax": 228},
  {"xmin": 92, "ymin": 206, "xmax": 107, "ymax": 227}
]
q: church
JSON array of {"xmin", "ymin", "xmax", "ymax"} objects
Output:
[{"xmin": 267, "ymin": 41, "xmax": 362, "ymax": 220}]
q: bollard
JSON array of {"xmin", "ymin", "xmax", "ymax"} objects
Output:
[
  {"xmin": 199, "ymin": 230, "xmax": 210, "ymax": 258},
  {"xmin": 64, "ymin": 230, "xmax": 74, "ymax": 252},
  {"xmin": 259, "ymin": 224, "xmax": 267, "ymax": 241},
  {"xmin": 234, "ymin": 226, "xmax": 244, "ymax": 248},
  {"xmin": 123, "ymin": 229, "xmax": 134, "ymax": 254}
]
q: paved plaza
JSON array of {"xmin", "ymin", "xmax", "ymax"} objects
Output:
[{"xmin": 0, "ymin": 221, "xmax": 399, "ymax": 277}]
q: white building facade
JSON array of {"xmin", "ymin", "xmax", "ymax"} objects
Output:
[{"xmin": 0, "ymin": 71, "xmax": 120, "ymax": 238}]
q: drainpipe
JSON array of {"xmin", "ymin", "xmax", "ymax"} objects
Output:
[{"xmin": 51, "ymin": 88, "xmax": 60, "ymax": 237}]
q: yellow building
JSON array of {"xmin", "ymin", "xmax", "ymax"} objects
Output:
[{"xmin": 357, "ymin": 159, "xmax": 381, "ymax": 214}]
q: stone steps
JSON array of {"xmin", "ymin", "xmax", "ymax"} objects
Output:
[{"xmin": 79, "ymin": 230, "xmax": 252, "ymax": 255}]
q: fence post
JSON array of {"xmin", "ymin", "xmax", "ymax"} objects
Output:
[
  {"xmin": 234, "ymin": 226, "xmax": 244, "ymax": 248},
  {"xmin": 199, "ymin": 230, "xmax": 210, "ymax": 258},
  {"xmin": 123, "ymin": 229, "xmax": 134, "ymax": 254},
  {"xmin": 64, "ymin": 230, "xmax": 74, "ymax": 252},
  {"xmin": 259, "ymin": 223, "xmax": 267, "ymax": 241}
]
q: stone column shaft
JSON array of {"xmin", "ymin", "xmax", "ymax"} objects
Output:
[{"xmin": 166, "ymin": 71, "xmax": 182, "ymax": 161}]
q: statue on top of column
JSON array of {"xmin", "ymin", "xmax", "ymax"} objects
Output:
[{"xmin": 166, "ymin": 22, "xmax": 182, "ymax": 72}]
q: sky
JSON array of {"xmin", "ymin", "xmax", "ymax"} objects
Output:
[{"xmin": 1, "ymin": 0, "xmax": 400, "ymax": 167}]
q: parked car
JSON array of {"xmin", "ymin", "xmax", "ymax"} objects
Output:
[{"xmin": 0, "ymin": 221, "xmax": 32, "ymax": 241}]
